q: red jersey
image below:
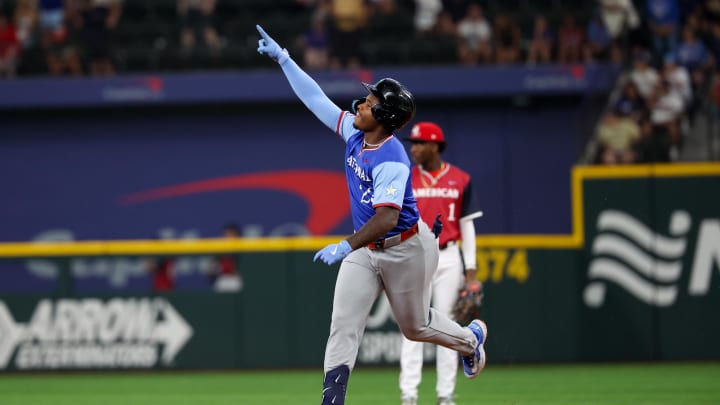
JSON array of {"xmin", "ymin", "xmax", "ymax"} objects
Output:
[
  {"xmin": 411, "ymin": 163, "xmax": 474, "ymax": 247},
  {"xmin": 152, "ymin": 258, "xmax": 174, "ymax": 292},
  {"xmin": 0, "ymin": 23, "xmax": 18, "ymax": 57},
  {"xmin": 217, "ymin": 256, "xmax": 238, "ymax": 275}
]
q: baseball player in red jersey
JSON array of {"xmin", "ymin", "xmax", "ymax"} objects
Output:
[{"xmin": 400, "ymin": 122, "xmax": 483, "ymax": 405}]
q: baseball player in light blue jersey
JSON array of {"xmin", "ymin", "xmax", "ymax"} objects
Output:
[{"xmin": 256, "ymin": 25, "xmax": 487, "ymax": 405}]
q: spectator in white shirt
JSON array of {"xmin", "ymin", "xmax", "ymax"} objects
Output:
[
  {"xmin": 630, "ymin": 50, "xmax": 660, "ymax": 100},
  {"xmin": 650, "ymin": 79, "xmax": 684, "ymax": 125},
  {"xmin": 599, "ymin": 0, "xmax": 639, "ymax": 40},
  {"xmin": 649, "ymin": 79, "xmax": 684, "ymax": 160},
  {"xmin": 662, "ymin": 53, "xmax": 692, "ymax": 109},
  {"xmin": 457, "ymin": 3, "xmax": 492, "ymax": 64},
  {"xmin": 414, "ymin": 0, "xmax": 442, "ymax": 35}
]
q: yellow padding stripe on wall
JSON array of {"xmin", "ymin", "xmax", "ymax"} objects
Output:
[{"xmin": 1, "ymin": 163, "xmax": 718, "ymax": 257}]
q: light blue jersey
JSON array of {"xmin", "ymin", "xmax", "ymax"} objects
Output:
[{"xmin": 335, "ymin": 113, "xmax": 419, "ymax": 236}]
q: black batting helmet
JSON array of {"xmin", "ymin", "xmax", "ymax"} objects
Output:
[{"xmin": 361, "ymin": 78, "xmax": 416, "ymax": 131}]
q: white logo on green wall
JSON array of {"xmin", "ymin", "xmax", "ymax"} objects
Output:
[
  {"xmin": 0, "ymin": 298, "xmax": 193, "ymax": 370},
  {"xmin": 584, "ymin": 210, "xmax": 720, "ymax": 307}
]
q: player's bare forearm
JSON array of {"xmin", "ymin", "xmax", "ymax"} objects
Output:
[
  {"xmin": 465, "ymin": 269, "xmax": 480, "ymax": 289},
  {"xmin": 346, "ymin": 206, "xmax": 399, "ymax": 249}
]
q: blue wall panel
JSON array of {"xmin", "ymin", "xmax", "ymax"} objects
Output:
[{"xmin": 2, "ymin": 99, "xmax": 586, "ymax": 243}]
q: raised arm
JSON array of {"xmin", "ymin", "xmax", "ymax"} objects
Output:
[{"xmin": 256, "ymin": 25, "xmax": 342, "ymax": 132}]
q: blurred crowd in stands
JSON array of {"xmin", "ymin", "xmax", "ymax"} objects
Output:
[
  {"xmin": 0, "ymin": 0, "xmax": 714, "ymax": 76},
  {"xmin": 591, "ymin": 0, "xmax": 720, "ymax": 164},
  {"xmin": 0, "ymin": 0, "xmax": 719, "ymax": 163}
]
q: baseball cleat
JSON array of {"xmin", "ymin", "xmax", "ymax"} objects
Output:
[
  {"xmin": 461, "ymin": 319, "xmax": 487, "ymax": 378},
  {"xmin": 401, "ymin": 396, "xmax": 417, "ymax": 405},
  {"xmin": 437, "ymin": 396, "xmax": 457, "ymax": 405}
]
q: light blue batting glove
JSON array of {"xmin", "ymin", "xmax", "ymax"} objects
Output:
[
  {"xmin": 314, "ymin": 240, "xmax": 352, "ymax": 266},
  {"xmin": 256, "ymin": 24, "xmax": 289, "ymax": 64}
]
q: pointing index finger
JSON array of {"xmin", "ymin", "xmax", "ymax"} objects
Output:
[{"xmin": 256, "ymin": 24, "xmax": 270, "ymax": 41}]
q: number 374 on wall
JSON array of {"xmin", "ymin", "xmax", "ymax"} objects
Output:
[{"xmin": 475, "ymin": 249, "xmax": 530, "ymax": 283}]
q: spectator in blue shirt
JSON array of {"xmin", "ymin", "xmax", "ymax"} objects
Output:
[
  {"xmin": 300, "ymin": 15, "xmax": 331, "ymax": 70},
  {"xmin": 647, "ymin": 0, "xmax": 680, "ymax": 57},
  {"xmin": 676, "ymin": 26, "xmax": 709, "ymax": 71},
  {"xmin": 526, "ymin": 14, "xmax": 554, "ymax": 65},
  {"xmin": 614, "ymin": 81, "xmax": 649, "ymax": 122},
  {"xmin": 584, "ymin": 13, "xmax": 612, "ymax": 63},
  {"xmin": 38, "ymin": 0, "xmax": 65, "ymax": 33}
]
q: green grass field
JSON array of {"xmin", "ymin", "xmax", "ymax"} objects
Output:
[{"xmin": 1, "ymin": 362, "xmax": 718, "ymax": 405}]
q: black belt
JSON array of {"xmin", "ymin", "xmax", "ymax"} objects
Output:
[{"xmin": 439, "ymin": 240, "xmax": 457, "ymax": 250}]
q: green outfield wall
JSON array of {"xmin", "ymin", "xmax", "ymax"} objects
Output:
[
  {"xmin": 0, "ymin": 164, "xmax": 719, "ymax": 371},
  {"xmin": 579, "ymin": 171, "xmax": 720, "ymax": 362}
]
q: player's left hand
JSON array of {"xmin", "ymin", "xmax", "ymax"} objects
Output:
[
  {"xmin": 256, "ymin": 24, "xmax": 289, "ymax": 64},
  {"xmin": 465, "ymin": 279, "xmax": 482, "ymax": 292},
  {"xmin": 453, "ymin": 281, "xmax": 484, "ymax": 325},
  {"xmin": 314, "ymin": 240, "xmax": 352, "ymax": 265},
  {"xmin": 432, "ymin": 214, "xmax": 443, "ymax": 238}
]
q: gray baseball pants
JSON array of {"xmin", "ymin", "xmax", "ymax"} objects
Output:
[{"xmin": 324, "ymin": 220, "xmax": 477, "ymax": 372}]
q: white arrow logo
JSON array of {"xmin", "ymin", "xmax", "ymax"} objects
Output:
[
  {"xmin": 151, "ymin": 299, "xmax": 193, "ymax": 365},
  {"xmin": 0, "ymin": 298, "xmax": 193, "ymax": 369},
  {"xmin": 0, "ymin": 303, "xmax": 24, "ymax": 368}
]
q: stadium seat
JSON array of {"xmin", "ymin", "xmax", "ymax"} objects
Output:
[{"xmin": 122, "ymin": 0, "xmax": 151, "ymax": 22}]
